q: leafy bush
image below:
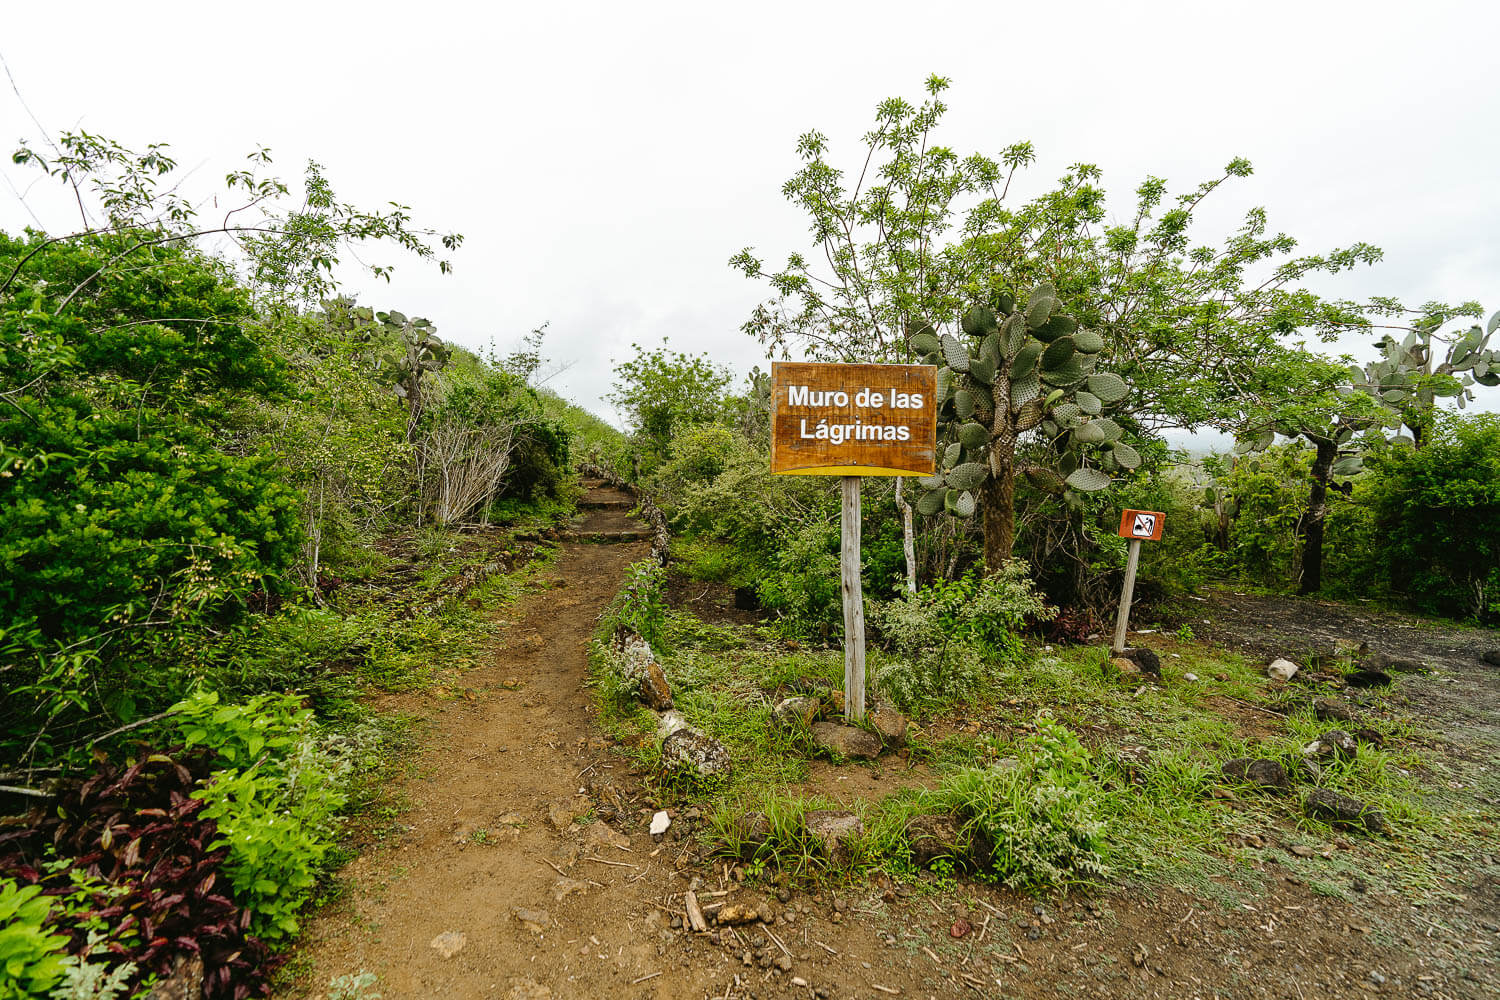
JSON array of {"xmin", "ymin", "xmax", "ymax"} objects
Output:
[
  {"xmin": 598, "ymin": 560, "xmax": 668, "ymax": 650},
  {"xmin": 928, "ymin": 717, "xmax": 1109, "ymax": 891},
  {"xmin": 607, "ymin": 342, "xmax": 732, "ymax": 473},
  {"xmin": 754, "ymin": 520, "xmax": 843, "ymax": 639},
  {"xmin": 0, "ymin": 880, "xmax": 71, "ymax": 998},
  {"xmin": 0, "ymin": 751, "xmax": 272, "ymax": 998},
  {"xmin": 870, "ymin": 562, "xmax": 1051, "ymax": 710},
  {"xmin": 1009, "ymin": 439, "xmax": 1213, "ymax": 615},
  {"xmin": 647, "ymin": 425, "xmax": 742, "ymax": 510},
  {"xmin": 1365, "ymin": 414, "xmax": 1500, "ymax": 620},
  {"xmin": 0, "ymin": 235, "xmax": 303, "ymax": 757},
  {"xmin": 175, "ymin": 692, "xmax": 349, "ymax": 944}
]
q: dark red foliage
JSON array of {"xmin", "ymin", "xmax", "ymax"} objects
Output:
[
  {"xmin": 0, "ymin": 748, "xmax": 275, "ymax": 999},
  {"xmin": 1043, "ymin": 605, "xmax": 1105, "ymax": 644}
]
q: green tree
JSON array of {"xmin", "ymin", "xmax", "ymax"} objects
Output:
[
  {"xmin": 732, "ymin": 76, "xmax": 1380, "ymax": 583},
  {"xmin": 0, "ymin": 233, "xmax": 304, "ymax": 751},
  {"xmin": 907, "ymin": 284, "xmax": 1134, "ymax": 571},
  {"xmin": 1366, "ymin": 413, "xmax": 1500, "ymax": 620},
  {"xmin": 608, "ymin": 341, "xmax": 731, "ymax": 470},
  {"xmin": 1231, "ymin": 348, "xmax": 1391, "ymax": 594}
]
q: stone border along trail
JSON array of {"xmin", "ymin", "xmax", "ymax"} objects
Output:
[{"xmin": 282, "ymin": 480, "xmax": 725, "ymax": 999}]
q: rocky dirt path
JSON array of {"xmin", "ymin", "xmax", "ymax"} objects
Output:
[{"xmin": 282, "ymin": 482, "xmax": 725, "ymax": 999}]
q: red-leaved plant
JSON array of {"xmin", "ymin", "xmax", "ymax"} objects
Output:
[{"xmin": 0, "ymin": 748, "xmax": 275, "ymax": 999}]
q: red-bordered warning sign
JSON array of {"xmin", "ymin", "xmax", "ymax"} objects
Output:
[{"xmin": 1118, "ymin": 509, "xmax": 1164, "ymax": 541}]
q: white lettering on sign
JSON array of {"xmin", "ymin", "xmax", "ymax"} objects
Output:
[
  {"xmin": 787, "ymin": 385, "xmax": 925, "ymax": 410},
  {"xmin": 1132, "ymin": 513, "xmax": 1157, "ymax": 538},
  {"xmin": 798, "ymin": 419, "xmax": 911, "ymax": 444}
]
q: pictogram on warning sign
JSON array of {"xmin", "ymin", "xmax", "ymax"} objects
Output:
[{"xmin": 1118, "ymin": 509, "xmax": 1165, "ymax": 541}]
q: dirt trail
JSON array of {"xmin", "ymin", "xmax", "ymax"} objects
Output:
[{"xmin": 285, "ymin": 483, "xmax": 722, "ymax": 999}]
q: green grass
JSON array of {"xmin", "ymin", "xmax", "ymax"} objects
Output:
[
  {"xmin": 670, "ymin": 537, "xmax": 759, "ymax": 588},
  {"xmin": 586, "ymin": 574, "xmax": 1490, "ymax": 912}
]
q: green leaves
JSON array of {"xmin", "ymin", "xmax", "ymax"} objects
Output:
[
  {"xmin": 1331, "ymin": 455, "xmax": 1363, "ymax": 477},
  {"xmin": 1035, "ymin": 314, "xmax": 1078, "ymax": 342},
  {"xmin": 1110, "ymin": 442, "xmax": 1141, "ymax": 470},
  {"xmin": 184, "ymin": 691, "xmax": 348, "ymax": 945},
  {"xmin": 910, "ymin": 331, "xmax": 941, "ymax": 355},
  {"xmin": 0, "ymin": 881, "xmax": 70, "ymax": 998},
  {"xmin": 1072, "ymin": 328, "xmax": 1105, "ymax": 354},
  {"xmin": 1040, "ymin": 356, "xmax": 1088, "ymax": 386},
  {"xmin": 1026, "ymin": 290, "xmax": 1056, "ymax": 329},
  {"xmin": 1042, "ymin": 336, "xmax": 1076, "ymax": 370},
  {"xmin": 961, "ymin": 304, "xmax": 997, "ymax": 337},
  {"xmin": 968, "ymin": 354, "xmax": 997, "ymax": 385},
  {"xmin": 1010, "ymin": 372, "xmax": 1042, "ymax": 406},
  {"xmin": 959, "ymin": 421, "xmax": 989, "ymax": 450}
]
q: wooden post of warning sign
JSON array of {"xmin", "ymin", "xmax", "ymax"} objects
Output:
[
  {"xmin": 770, "ymin": 362, "xmax": 937, "ymax": 724},
  {"xmin": 1112, "ymin": 509, "xmax": 1164, "ymax": 654}
]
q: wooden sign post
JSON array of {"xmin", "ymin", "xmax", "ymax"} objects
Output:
[
  {"xmin": 770, "ymin": 362, "xmax": 938, "ymax": 722},
  {"xmin": 1111, "ymin": 509, "xmax": 1164, "ymax": 654}
]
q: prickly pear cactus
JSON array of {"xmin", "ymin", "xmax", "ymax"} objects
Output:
[
  {"xmin": 910, "ymin": 281, "xmax": 1134, "ymax": 518},
  {"xmin": 1361, "ymin": 310, "xmax": 1500, "ymax": 440}
]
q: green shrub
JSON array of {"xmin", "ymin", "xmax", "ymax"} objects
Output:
[
  {"xmin": 647, "ymin": 425, "xmax": 742, "ymax": 509},
  {"xmin": 755, "ymin": 520, "xmax": 843, "ymax": 639},
  {"xmin": 599, "ymin": 560, "xmax": 668, "ymax": 648},
  {"xmin": 870, "ymin": 562, "xmax": 1051, "ymax": 711},
  {"xmin": 175, "ymin": 691, "xmax": 349, "ymax": 943},
  {"xmin": 1211, "ymin": 443, "xmax": 1311, "ymax": 585},
  {"xmin": 928, "ymin": 716, "xmax": 1109, "ymax": 891},
  {"xmin": 1365, "ymin": 413, "xmax": 1500, "ymax": 621},
  {"xmin": 0, "ymin": 880, "xmax": 70, "ymax": 999},
  {"xmin": 0, "ymin": 234, "xmax": 302, "ymax": 757},
  {"xmin": 1012, "ymin": 441, "xmax": 1212, "ymax": 614}
]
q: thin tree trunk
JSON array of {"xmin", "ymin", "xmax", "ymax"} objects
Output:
[
  {"xmin": 1299, "ymin": 435, "xmax": 1338, "ymax": 595},
  {"xmin": 894, "ymin": 477, "xmax": 917, "ymax": 593}
]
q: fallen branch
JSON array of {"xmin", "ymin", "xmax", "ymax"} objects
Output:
[
  {"xmin": 0, "ymin": 784, "xmax": 49, "ymax": 799},
  {"xmin": 763, "ymin": 927, "xmax": 793, "ymax": 961},
  {"xmin": 85, "ymin": 708, "xmax": 177, "ymax": 747},
  {"xmin": 684, "ymin": 890, "xmax": 709, "ymax": 933}
]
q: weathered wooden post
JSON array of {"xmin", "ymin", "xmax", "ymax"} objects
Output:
[
  {"xmin": 840, "ymin": 475, "xmax": 866, "ymax": 720},
  {"xmin": 1111, "ymin": 509, "xmax": 1164, "ymax": 655},
  {"xmin": 769, "ymin": 362, "xmax": 937, "ymax": 724}
]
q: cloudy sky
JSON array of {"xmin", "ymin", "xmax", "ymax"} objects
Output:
[{"xmin": 3, "ymin": 0, "xmax": 1496, "ymax": 431}]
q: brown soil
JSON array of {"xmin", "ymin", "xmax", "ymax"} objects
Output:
[
  {"xmin": 282, "ymin": 513, "xmax": 1500, "ymax": 1000},
  {"xmin": 665, "ymin": 568, "xmax": 768, "ymax": 628}
]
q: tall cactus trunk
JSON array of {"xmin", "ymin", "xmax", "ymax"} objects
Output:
[
  {"xmin": 1299, "ymin": 435, "xmax": 1338, "ymax": 595},
  {"xmin": 982, "ymin": 442, "xmax": 1016, "ymax": 575}
]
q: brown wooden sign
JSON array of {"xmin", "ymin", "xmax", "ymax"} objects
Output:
[{"xmin": 770, "ymin": 362, "xmax": 938, "ymax": 477}]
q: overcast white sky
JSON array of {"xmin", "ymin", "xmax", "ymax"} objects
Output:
[{"xmin": 3, "ymin": 0, "xmax": 1497, "ymax": 434}]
